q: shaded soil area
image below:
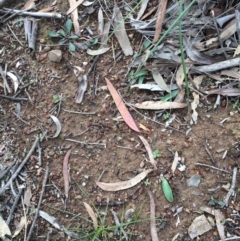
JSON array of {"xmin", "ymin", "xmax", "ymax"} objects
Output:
[{"xmin": 0, "ymin": 1, "xmax": 240, "ymax": 241}]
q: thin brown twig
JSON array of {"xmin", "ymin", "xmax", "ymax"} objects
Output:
[
  {"xmin": 195, "ymin": 163, "xmax": 230, "ymax": 173},
  {"xmin": 26, "ymin": 166, "xmax": 49, "ymax": 241},
  {"xmin": 0, "ymin": 136, "xmax": 39, "ymax": 195}
]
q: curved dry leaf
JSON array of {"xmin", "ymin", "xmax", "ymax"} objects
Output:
[
  {"xmin": 171, "ymin": 151, "xmax": 178, "ymax": 175},
  {"xmin": 214, "ymin": 209, "xmax": 225, "ymax": 241},
  {"xmin": 183, "ymin": 37, "xmax": 214, "ymax": 64},
  {"xmin": 96, "ymin": 169, "xmax": 153, "ymax": 191},
  {"xmin": 151, "ymin": 68, "xmax": 170, "ymax": 93},
  {"xmin": 105, "ymin": 77, "xmax": 140, "ymax": 132},
  {"xmin": 76, "ymin": 75, "xmax": 87, "ymax": 103},
  {"xmin": 87, "ymin": 47, "xmax": 109, "ymax": 56},
  {"xmin": 49, "ymin": 114, "xmax": 62, "ymax": 138},
  {"xmin": 176, "ymin": 63, "xmax": 191, "ymax": 89},
  {"xmin": 138, "ymin": 135, "xmax": 157, "ymax": 169},
  {"xmin": 147, "ymin": 190, "xmax": 159, "ymax": 241},
  {"xmin": 137, "ymin": 0, "xmax": 149, "ymax": 20},
  {"xmin": 134, "ymin": 101, "xmax": 187, "ymax": 110},
  {"xmin": 63, "ymin": 149, "xmax": 71, "ymax": 198},
  {"xmin": 205, "ymin": 88, "xmax": 240, "ymax": 96},
  {"xmin": 0, "ymin": 215, "xmax": 11, "ymax": 238},
  {"xmin": 6, "ymin": 72, "xmax": 19, "ymax": 93},
  {"xmin": 98, "ymin": 8, "xmax": 104, "ymax": 35},
  {"xmin": 13, "ymin": 216, "xmax": 27, "ymax": 238},
  {"xmin": 83, "ymin": 202, "xmax": 98, "ymax": 230}
]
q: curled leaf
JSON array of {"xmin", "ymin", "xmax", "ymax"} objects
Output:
[
  {"xmin": 161, "ymin": 177, "xmax": 173, "ymax": 202},
  {"xmin": 49, "ymin": 114, "xmax": 62, "ymax": 138},
  {"xmin": 87, "ymin": 47, "xmax": 109, "ymax": 56},
  {"xmin": 6, "ymin": 72, "xmax": 19, "ymax": 93},
  {"xmin": 96, "ymin": 169, "xmax": 153, "ymax": 191}
]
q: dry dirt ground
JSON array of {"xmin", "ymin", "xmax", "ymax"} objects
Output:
[{"xmin": 0, "ymin": 1, "xmax": 240, "ymax": 241}]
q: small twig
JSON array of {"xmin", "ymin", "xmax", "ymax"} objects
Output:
[
  {"xmin": 13, "ymin": 112, "xmax": 30, "ymax": 125},
  {"xmin": 116, "ymin": 145, "xmax": 133, "ymax": 150},
  {"xmin": 204, "ymin": 143, "xmax": 215, "ymax": 165},
  {"xmin": 26, "ymin": 166, "xmax": 49, "ymax": 241},
  {"xmin": 0, "ymin": 94, "xmax": 28, "ymax": 101},
  {"xmin": 111, "ymin": 209, "xmax": 128, "ymax": 241},
  {"xmin": 195, "ymin": 163, "xmax": 230, "ymax": 173},
  {"xmin": 65, "ymin": 138, "xmax": 106, "ymax": 148},
  {"xmin": 6, "ymin": 188, "xmax": 24, "ymax": 224},
  {"xmin": 63, "ymin": 109, "xmax": 96, "ymax": 115},
  {"xmin": 7, "ymin": 22, "xmax": 24, "ymax": 46},
  {"xmin": 0, "ymin": 136, "xmax": 39, "ymax": 195},
  {"xmin": 37, "ymin": 142, "xmax": 42, "ymax": 166},
  {"xmin": 97, "ymin": 169, "xmax": 106, "ymax": 182},
  {"xmin": 223, "ymin": 167, "xmax": 238, "ymax": 207},
  {"xmin": 0, "ymin": 160, "xmax": 16, "ymax": 179}
]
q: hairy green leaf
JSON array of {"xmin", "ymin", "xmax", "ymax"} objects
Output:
[
  {"xmin": 48, "ymin": 31, "xmax": 59, "ymax": 37},
  {"xmin": 161, "ymin": 177, "xmax": 173, "ymax": 202},
  {"xmin": 65, "ymin": 19, "xmax": 73, "ymax": 33},
  {"xmin": 59, "ymin": 29, "xmax": 66, "ymax": 37},
  {"xmin": 69, "ymin": 43, "xmax": 76, "ymax": 52},
  {"xmin": 161, "ymin": 90, "xmax": 179, "ymax": 102}
]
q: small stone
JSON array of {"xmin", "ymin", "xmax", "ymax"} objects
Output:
[
  {"xmin": 48, "ymin": 150, "xmax": 55, "ymax": 157},
  {"xmin": 230, "ymin": 111, "xmax": 234, "ymax": 116},
  {"xmin": 187, "ymin": 174, "xmax": 202, "ymax": 187},
  {"xmin": 48, "ymin": 50, "xmax": 62, "ymax": 62}
]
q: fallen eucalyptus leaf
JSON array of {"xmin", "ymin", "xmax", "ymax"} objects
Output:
[
  {"xmin": 12, "ymin": 216, "xmax": 27, "ymax": 238},
  {"xmin": 63, "ymin": 149, "xmax": 71, "ymax": 199},
  {"xmin": 49, "ymin": 114, "xmax": 62, "ymax": 138},
  {"xmin": 214, "ymin": 209, "xmax": 225, "ymax": 241},
  {"xmin": 0, "ymin": 215, "xmax": 11, "ymax": 238},
  {"xmin": 151, "ymin": 68, "xmax": 170, "ymax": 93},
  {"xmin": 83, "ymin": 202, "xmax": 98, "ymax": 230},
  {"xmin": 171, "ymin": 151, "xmax": 178, "ymax": 175},
  {"xmin": 161, "ymin": 177, "xmax": 174, "ymax": 202},
  {"xmin": 6, "ymin": 72, "xmax": 19, "ymax": 93},
  {"xmin": 96, "ymin": 169, "xmax": 153, "ymax": 191},
  {"xmin": 87, "ymin": 47, "xmax": 109, "ymax": 56},
  {"xmin": 76, "ymin": 75, "xmax": 87, "ymax": 104}
]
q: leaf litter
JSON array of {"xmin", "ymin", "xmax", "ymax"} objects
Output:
[{"xmin": 1, "ymin": 0, "xmax": 240, "ymax": 240}]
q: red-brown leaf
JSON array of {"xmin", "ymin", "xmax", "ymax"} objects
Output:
[
  {"xmin": 63, "ymin": 149, "xmax": 71, "ymax": 198},
  {"xmin": 105, "ymin": 77, "xmax": 140, "ymax": 132}
]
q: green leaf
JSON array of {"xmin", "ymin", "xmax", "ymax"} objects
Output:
[
  {"xmin": 52, "ymin": 95, "xmax": 60, "ymax": 103},
  {"xmin": 58, "ymin": 38, "xmax": 68, "ymax": 45},
  {"xmin": 143, "ymin": 39, "xmax": 151, "ymax": 50},
  {"xmin": 69, "ymin": 35, "xmax": 79, "ymax": 39},
  {"xmin": 134, "ymin": 70, "xmax": 148, "ymax": 78},
  {"xmin": 153, "ymin": 149, "xmax": 160, "ymax": 159},
  {"xmin": 65, "ymin": 19, "xmax": 73, "ymax": 33},
  {"xmin": 59, "ymin": 29, "xmax": 66, "ymax": 37},
  {"xmin": 161, "ymin": 90, "xmax": 179, "ymax": 102},
  {"xmin": 69, "ymin": 42, "xmax": 76, "ymax": 52},
  {"xmin": 48, "ymin": 31, "xmax": 59, "ymax": 37},
  {"xmin": 161, "ymin": 177, "xmax": 173, "ymax": 202},
  {"xmin": 91, "ymin": 38, "xmax": 98, "ymax": 45}
]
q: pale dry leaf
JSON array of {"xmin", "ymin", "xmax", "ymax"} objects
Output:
[
  {"xmin": 101, "ymin": 20, "xmax": 111, "ymax": 45},
  {"xmin": 49, "ymin": 115, "xmax": 62, "ymax": 138},
  {"xmin": 139, "ymin": 123, "xmax": 151, "ymax": 133},
  {"xmin": 151, "ymin": 68, "xmax": 170, "ymax": 93},
  {"xmin": 192, "ymin": 75, "xmax": 205, "ymax": 90},
  {"xmin": 23, "ymin": 185, "xmax": 32, "ymax": 207},
  {"xmin": 137, "ymin": 0, "xmax": 149, "ymax": 20},
  {"xmin": 205, "ymin": 88, "xmax": 240, "ymax": 96},
  {"xmin": 83, "ymin": 202, "xmax": 98, "ymax": 230},
  {"xmin": 12, "ymin": 216, "xmax": 27, "ymax": 238},
  {"xmin": 214, "ymin": 209, "xmax": 225, "ymax": 241},
  {"xmin": 98, "ymin": 8, "xmax": 104, "ymax": 35},
  {"xmin": 63, "ymin": 149, "xmax": 71, "ymax": 199},
  {"xmin": 171, "ymin": 151, "xmax": 179, "ymax": 175},
  {"xmin": 69, "ymin": 0, "xmax": 80, "ymax": 34},
  {"xmin": 67, "ymin": 0, "xmax": 84, "ymax": 15},
  {"xmin": 96, "ymin": 169, "xmax": 153, "ymax": 191},
  {"xmin": 22, "ymin": 0, "xmax": 35, "ymax": 10},
  {"xmin": 174, "ymin": 89, "xmax": 185, "ymax": 103},
  {"xmin": 131, "ymin": 83, "xmax": 178, "ymax": 92},
  {"xmin": 76, "ymin": 75, "xmax": 87, "ymax": 103},
  {"xmin": 87, "ymin": 47, "xmax": 109, "ymax": 56},
  {"xmin": 176, "ymin": 63, "xmax": 191, "ymax": 89},
  {"xmin": 6, "ymin": 72, "xmax": 19, "ymax": 93},
  {"xmin": 147, "ymin": 190, "xmax": 159, "ymax": 241},
  {"xmin": 190, "ymin": 93, "xmax": 199, "ymax": 125},
  {"xmin": 194, "ymin": 19, "xmax": 236, "ymax": 51},
  {"xmin": 221, "ymin": 69, "xmax": 240, "ymax": 79},
  {"xmin": 233, "ymin": 44, "xmax": 240, "ymax": 57},
  {"xmin": 112, "ymin": 3, "xmax": 133, "ymax": 56},
  {"xmin": 134, "ymin": 101, "xmax": 187, "ymax": 110},
  {"xmin": 138, "ymin": 135, "xmax": 157, "ymax": 169},
  {"xmin": 0, "ymin": 215, "xmax": 11, "ymax": 238}
]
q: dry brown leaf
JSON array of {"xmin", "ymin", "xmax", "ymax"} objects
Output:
[
  {"xmin": 83, "ymin": 202, "xmax": 98, "ymax": 230},
  {"xmin": 192, "ymin": 75, "xmax": 205, "ymax": 90},
  {"xmin": 147, "ymin": 190, "xmax": 159, "ymax": 241},
  {"xmin": 137, "ymin": 0, "xmax": 149, "ymax": 20},
  {"xmin": 22, "ymin": 0, "xmax": 35, "ymax": 10},
  {"xmin": 139, "ymin": 123, "xmax": 151, "ymax": 133},
  {"xmin": 38, "ymin": 6, "xmax": 55, "ymax": 13},
  {"xmin": 96, "ymin": 169, "xmax": 153, "ymax": 191},
  {"xmin": 23, "ymin": 186, "xmax": 32, "ymax": 207},
  {"xmin": 153, "ymin": 0, "xmax": 168, "ymax": 43},
  {"xmin": 221, "ymin": 69, "xmax": 240, "ymax": 79},
  {"xmin": 190, "ymin": 93, "xmax": 199, "ymax": 125},
  {"xmin": 171, "ymin": 151, "xmax": 178, "ymax": 175},
  {"xmin": 12, "ymin": 216, "xmax": 27, "ymax": 238},
  {"xmin": 205, "ymin": 88, "xmax": 240, "ymax": 96},
  {"xmin": 176, "ymin": 63, "xmax": 191, "ymax": 89},
  {"xmin": 63, "ymin": 149, "xmax": 71, "ymax": 198},
  {"xmin": 98, "ymin": 8, "xmax": 104, "ymax": 35},
  {"xmin": 233, "ymin": 44, "xmax": 240, "ymax": 57},
  {"xmin": 105, "ymin": 77, "xmax": 140, "ymax": 132},
  {"xmin": 112, "ymin": 3, "xmax": 133, "ymax": 56},
  {"xmin": 151, "ymin": 68, "xmax": 170, "ymax": 93},
  {"xmin": 194, "ymin": 19, "xmax": 236, "ymax": 51},
  {"xmin": 67, "ymin": 0, "xmax": 84, "ymax": 15},
  {"xmin": 135, "ymin": 101, "xmax": 187, "ymax": 110},
  {"xmin": 174, "ymin": 88, "xmax": 185, "ymax": 103},
  {"xmin": 138, "ymin": 135, "xmax": 157, "ymax": 169},
  {"xmin": 69, "ymin": 0, "xmax": 80, "ymax": 34},
  {"xmin": 214, "ymin": 209, "xmax": 225, "ymax": 241}
]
